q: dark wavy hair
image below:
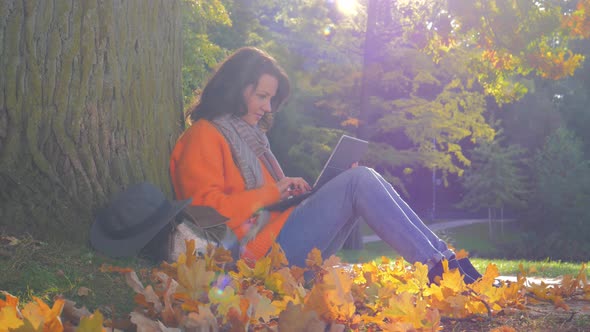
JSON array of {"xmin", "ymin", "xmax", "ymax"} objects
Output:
[{"xmin": 187, "ymin": 47, "xmax": 291, "ymax": 128}]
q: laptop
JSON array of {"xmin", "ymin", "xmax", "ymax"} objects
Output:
[{"xmin": 265, "ymin": 135, "xmax": 369, "ymax": 211}]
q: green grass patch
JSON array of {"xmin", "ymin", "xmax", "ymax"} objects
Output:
[
  {"xmin": 0, "ymin": 234, "xmax": 153, "ymax": 317},
  {"xmin": 470, "ymin": 258, "xmax": 588, "ymax": 278},
  {"xmin": 441, "ymin": 221, "xmax": 522, "ymax": 256}
]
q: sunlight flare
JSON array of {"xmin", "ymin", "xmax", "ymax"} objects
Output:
[{"xmin": 335, "ymin": 0, "xmax": 358, "ymax": 16}]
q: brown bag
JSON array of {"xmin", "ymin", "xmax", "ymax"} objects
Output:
[{"xmin": 180, "ymin": 205, "xmax": 229, "ymax": 244}]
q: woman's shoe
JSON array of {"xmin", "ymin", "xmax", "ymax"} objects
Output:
[
  {"xmin": 428, "ymin": 257, "xmax": 475, "ymax": 284},
  {"xmin": 457, "ymin": 257, "xmax": 483, "ymax": 281}
]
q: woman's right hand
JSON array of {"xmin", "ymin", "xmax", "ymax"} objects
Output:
[{"xmin": 276, "ymin": 177, "xmax": 311, "ymax": 200}]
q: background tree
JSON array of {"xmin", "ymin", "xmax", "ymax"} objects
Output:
[
  {"xmin": 525, "ymin": 128, "xmax": 590, "ymax": 260},
  {"xmin": 181, "ymin": 0, "xmax": 231, "ymax": 105},
  {"xmin": 457, "ymin": 132, "xmax": 528, "ymax": 238},
  {"xmin": 0, "ymin": 0, "xmax": 183, "ymax": 243}
]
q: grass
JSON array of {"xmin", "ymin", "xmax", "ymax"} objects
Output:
[
  {"xmin": 0, "ymin": 234, "xmax": 153, "ymax": 317},
  {"xmin": 471, "ymin": 258, "xmax": 587, "ymax": 277}
]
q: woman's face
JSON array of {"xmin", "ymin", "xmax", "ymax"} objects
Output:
[{"xmin": 241, "ymin": 74, "xmax": 278, "ymax": 126}]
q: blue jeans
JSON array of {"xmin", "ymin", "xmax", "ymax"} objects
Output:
[{"xmin": 276, "ymin": 166, "xmax": 453, "ymax": 267}]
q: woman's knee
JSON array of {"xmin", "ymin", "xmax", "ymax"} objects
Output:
[{"xmin": 346, "ymin": 166, "xmax": 378, "ymax": 185}]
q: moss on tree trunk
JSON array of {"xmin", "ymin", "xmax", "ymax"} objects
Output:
[{"xmin": 0, "ymin": 0, "xmax": 184, "ymax": 243}]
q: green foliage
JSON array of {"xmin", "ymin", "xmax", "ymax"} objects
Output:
[
  {"xmin": 181, "ymin": 0, "xmax": 231, "ymax": 106},
  {"xmin": 284, "ymin": 126, "xmax": 346, "ymax": 182},
  {"xmin": 457, "ymin": 132, "xmax": 528, "ymax": 212},
  {"xmin": 554, "ymin": 39, "xmax": 590, "ymax": 154},
  {"xmin": 527, "ymin": 128, "xmax": 590, "ymax": 260}
]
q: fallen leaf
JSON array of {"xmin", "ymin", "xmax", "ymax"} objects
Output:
[
  {"xmin": 1, "ymin": 236, "xmax": 20, "ymax": 246},
  {"xmin": 77, "ymin": 287, "xmax": 92, "ymax": 297},
  {"xmin": 77, "ymin": 310, "xmax": 106, "ymax": 332},
  {"xmin": 278, "ymin": 302, "xmax": 326, "ymax": 332},
  {"xmin": 184, "ymin": 305, "xmax": 218, "ymax": 331},
  {"xmin": 305, "ymin": 248, "xmax": 323, "ymax": 268},
  {"xmin": 0, "ymin": 306, "xmax": 24, "ymax": 331},
  {"xmin": 490, "ymin": 326, "xmax": 517, "ymax": 332}
]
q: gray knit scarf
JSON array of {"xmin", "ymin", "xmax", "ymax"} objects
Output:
[{"xmin": 212, "ymin": 114, "xmax": 285, "ymax": 244}]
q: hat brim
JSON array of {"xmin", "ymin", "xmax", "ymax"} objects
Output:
[{"xmin": 90, "ymin": 198, "xmax": 192, "ymax": 258}]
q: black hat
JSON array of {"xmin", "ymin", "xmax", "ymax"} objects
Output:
[{"xmin": 90, "ymin": 182, "xmax": 191, "ymax": 258}]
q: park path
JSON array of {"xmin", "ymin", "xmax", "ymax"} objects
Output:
[{"xmin": 362, "ymin": 218, "xmax": 516, "ymax": 244}]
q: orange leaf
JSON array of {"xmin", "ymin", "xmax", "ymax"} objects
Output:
[
  {"xmin": 267, "ymin": 242, "xmax": 289, "ymax": 269},
  {"xmin": 306, "ymin": 248, "xmax": 323, "ymax": 268},
  {"xmin": 0, "ymin": 292, "xmax": 19, "ymax": 311},
  {"xmin": 99, "ymin": 264, "xmax": 133, "ymax": 274},
  {"xmin": 454, "ymin": 249, "xmax": 469, "ymax": 260},
  {"xmin": 19, "ymin": 297, "xmax": 64, "ymax": 331}
]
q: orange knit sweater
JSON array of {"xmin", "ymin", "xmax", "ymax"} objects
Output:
[{"xmin": 170, "ymin": 119, "xmax": 294, "ymax": 262}]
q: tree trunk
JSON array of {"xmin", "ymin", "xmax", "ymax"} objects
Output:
[
  {"xmin": 0, "ymin": 0, "xmax": 183, "ymax": 243},
  {"xmin": 488, "ymin": 207, "xmax": 493, "ymax": 240},
  {"xmin": 342, "ymin": 0, "xmax": 379, "ymax": 251}
]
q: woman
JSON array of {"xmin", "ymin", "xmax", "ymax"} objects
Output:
[{"xmin": 170, "ymin": 47, "xmax": 483, "ymax": 284}]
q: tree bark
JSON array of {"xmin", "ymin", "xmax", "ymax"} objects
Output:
[{"xmin": 0, "ymin": 0, "xmax": 183, "ymax": 243}]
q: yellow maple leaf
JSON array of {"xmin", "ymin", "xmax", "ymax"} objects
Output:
[
  {"xmin": 208, "ymin": 286, "xmax": 241, "ymax": 320},
  {"xmin": 304, "ymin": 267, "xmax": 356, "ymax": 322},
  {"xmin": 381, "ymin": 292, "xmax": 435, "ymax": 329},
  {"xmin": 394, "ymin": 262, "xmax": 429, "ymax": 295},
  {"xmin": 470, "ymin": 263, "xmax": 502, "ymax": 295},
  {"xmin": 265, "ymin": 267, "xmax": 300, "ymax": 297},
  {"xmin": 177, "ymin": 259, "xmax": 216, "ymax": 300},
  {"xmin": 263, "ymin": 270, "xmax": 286, "ymax": 295},
  {"xmin": 232, "ymin": 256, "xmax": 272, "ymax": 281},
  {"xmin": 77, "ymin": 310, "xmax": 106, "ymax": 332},
  {"xmin": 438, "ymin": 263, "xmax": 467, "ymax": 293},
  {"xmin": 244, "ymin": 286, "xmax": 280, "ymax": 323},
  {"xmin": 272, "ymin": 293, "xmax": 305, "ymax": 312},
  {"xmin": 444, "ymin": 294, "xmax": 471, "ymax": 318},
  {"xmin": 0, "ymin": 306, "xmax": 23, "ymax": 332},
  {"xmin": 252, "ymin": 256, "xmax": 272, "ymax": 279}
]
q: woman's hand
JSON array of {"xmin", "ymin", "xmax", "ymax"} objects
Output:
[{"xmin": 276, "ymin": 177, "xmax": 311, "ymax": 199}]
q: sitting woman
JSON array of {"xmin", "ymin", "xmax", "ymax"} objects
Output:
[{"xmin": 170, "ymin": 47, "xmax": 483, "ymax": 284}]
